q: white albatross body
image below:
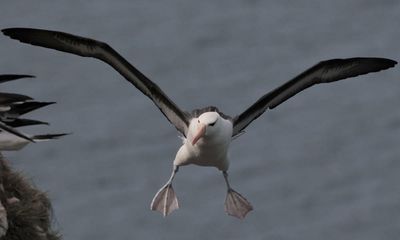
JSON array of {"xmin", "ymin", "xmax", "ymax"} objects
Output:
[
  {"xmin": 2, "ymin": 27, "xmax": 396, "ymax": 219},
  {"xmin": 174, "ymin": 112, "xmax": 233, "ymax": 170}
]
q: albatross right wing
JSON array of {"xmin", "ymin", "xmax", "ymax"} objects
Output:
[
  {"xmin": 232, "ymin": 57, "xmax": 397, "ymax": 136},
  {"xmin": 2, "ymin": 28, "xmax": 191, "ymax": 136}
]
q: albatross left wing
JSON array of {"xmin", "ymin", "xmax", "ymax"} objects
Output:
[
  {"xmin": 232, "ymin": 58, "xmax": 397, "ymax": 136},
  {"xmin": 2, "ymin": 28, "xmax": 191, "ymax": 136}
]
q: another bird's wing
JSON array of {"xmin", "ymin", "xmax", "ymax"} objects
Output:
[
  {"xmin": 0, "ymin": 74, "xmax": 34, "ymax": 84},
  {"xmin": 2, "ymin": 28, "xmax": 191, "ymax": 136},
  {"xmin": 232, "ymin": 58, "xmax": 397, "ymax": 136},
  {"xmin": 0, "ymin": 121, "xmax": 33, "ymax": 142},
  {"xmin": 31, "ymin": 133, "xmax": 69, "ymax": 141},
  {"xmin": 9, "ymin": 101, "xmax": 55, "ymax": 116},
  {"xmin": 0, "ymin": 92, "xmax": 32, "ymax": 105},
  {"xmin": 5, "ymin": 118, "xmax": 48, "ymax": 128}
]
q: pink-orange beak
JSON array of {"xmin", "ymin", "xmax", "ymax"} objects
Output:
[{"xmin": 191, "ymin": 123, "xmax": 206, "ymax": 145}]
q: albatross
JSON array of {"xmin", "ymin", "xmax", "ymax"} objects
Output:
[{"xmin": 2, "ymin": 27, "xmax": 396, "ymax": 219}]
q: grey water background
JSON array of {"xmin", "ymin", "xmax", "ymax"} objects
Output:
[{"xmin": 0, "ymin": 1, "xmax": 399, "ymax": 239}]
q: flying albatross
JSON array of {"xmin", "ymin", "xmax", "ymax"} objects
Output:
[{"xmin": 2, "ymin": 27, "xmax": 396, "ymax": 219}]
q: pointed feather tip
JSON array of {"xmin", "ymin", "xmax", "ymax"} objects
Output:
[
  {"xmin": 18, "ymin": 74, "xmax": 35, "ymax": 79},
  {"xmin": 2, "ymin": 27, "xmax": 28, "ymax": 37},
  {"xmin": 381, "ymin": 58, "xmax": 397, "ymax": 68},
  {"xmin": 32, "ymin": 132, "xmax": 72, "ymax": 141},
  {"xmin": 2, "ymin": 28, "xmax": 42, "ymax": 45},
  {"xmin": 59, "ymin": 132, "xmax": 72, "ymax": 137},
  {"xmin": 0, "ymin": 74, "xmax": 35, "ymax": 79},
  {"xmin": 21, "ymin": 101, "xmax": 57, "ymax": 108},
  {"xmin": 353, "ymin": 57, "xmax": 397, "ymax": 69},
  {"xmin": 378, "ymin": 58, "xmax": 397, "ymax": 73},
  {"xmin": 31, "ymin": 101, "xmax": 57, "ymax": 110},
  {"xmin": 19, "ymin": 74, "xmax": 35, "ymax": 79},
  {"xmin": 2, "ymin": 28, "xmax": 22, "ymax": 40},
  {"xmin": 37, "ymin": 101, "xmax": 57, "ymax": 107},
  {"xmin": 51, "ymin": 132, "xmax": 72, "ymax": 138}
]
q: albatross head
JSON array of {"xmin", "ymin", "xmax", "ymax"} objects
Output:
[{"xmin": 191, "ymin": 112, "xmax": 221, "ymax": 145}]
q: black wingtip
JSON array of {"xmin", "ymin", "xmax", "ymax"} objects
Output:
[
  {"xmin": 0, "ymin": 74, "xmax": 35, "ymax": 84},
  {"xmin": 2, "ymin": 28, "xmax": 23, "ymax": 40},
  {"xmin": 2, "ymin": 28, "xmax": 13, "ymax": 33},
  {"xmin": 380, "ymin": 58, "xmax": 397, "ymax": 68},
  {"xmin": 2, "ymin": 28, "xmax": 12, "ymax": 35},
  {"xmin": 10, "ymin": 101, "xmax": 57, "ymax": 116},
  {"xmin": 341, "ymin": 57, "xmax": 397, "ymax": 69},
  {"xmin": 376, "ymin": 58, "xmax": 397, "ymax": 73},
  {"xmin": 32, "ymin": 132, "xmax": 71, "ymax": 140},
  {"xmin": 2, "ymin": 27, "xmax": 28, "ymax": 38},
  {"xmin": 5, "ymin": 118, "xmax": 50, "ymax": 128},
  {"xmin": 3, "ymin": 74, "xmax": 35, "ymax": 79},
  {"xmin": 23, "ymin": 74, "xmax": 35, "ymax": 78},
  {"xmin": 40, "ymin": 101, "xmax": 57, "ymax": 106},
  {"xmin": 2, "ymin": 27, "xmax": 47, "ymax": 45}
]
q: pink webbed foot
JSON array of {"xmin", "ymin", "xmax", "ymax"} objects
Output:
[
  {"xmin": 224, "ymin": 188, "xmax": 253, "ymax": 219},
  {"xmin": 150, "ymin": 183, "xmax": 179, "ymax": 217}
]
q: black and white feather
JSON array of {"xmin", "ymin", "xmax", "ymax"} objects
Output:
[{"xmin": 0, "ymin": 74, "xmax": 68, "ymax": 150}]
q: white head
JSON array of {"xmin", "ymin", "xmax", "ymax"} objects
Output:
[{"xmin": 191, "ymin": 111, "xmax": 221, "ymax": 145}]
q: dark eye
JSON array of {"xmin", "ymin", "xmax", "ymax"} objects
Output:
[
  {"xmin": 198, "ymin": 119, "xmax": 200, "ymax": 123},
  {"xmin": 209, "ymin": 121, "xmax": 216, "ymax": 126}
]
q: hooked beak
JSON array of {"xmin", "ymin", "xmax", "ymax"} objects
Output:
[{"xmin": 191, "ymin": 123, "xmax": 206, "ymax": 145}]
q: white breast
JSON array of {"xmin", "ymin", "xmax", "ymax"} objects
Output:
[{"xmin": 173, "ymin": 116, "xmax": 233, "ymax": 171}]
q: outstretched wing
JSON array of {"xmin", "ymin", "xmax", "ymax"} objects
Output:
[
  {"xmin": 232, "ymin": 58, "xmax": 397, "ymax": 136},
  {"xmin": 3, "ymin": 28, "xmax": 190, "ymax": 136}
]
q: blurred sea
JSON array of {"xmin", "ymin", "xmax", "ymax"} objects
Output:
[{"xmin": 0, "ymin": 1, "xmax": 399, "ymax": 239}]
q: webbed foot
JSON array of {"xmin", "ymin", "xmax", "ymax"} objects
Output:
[
  {"xmin": 225, "ymin": 188, "xmax": 253, "ymax": 219},
  {"xmin": 150, "ymin": 183, "xmax": 179, "ymax": 217}
]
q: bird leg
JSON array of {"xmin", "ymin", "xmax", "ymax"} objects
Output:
[
  {"xmin": 150, "ymin": 165, "xmax": 179, "ymax": 217},
  {"xmin": 223, "ymin": 171, "xmax": 253, "ymax": 219}
]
